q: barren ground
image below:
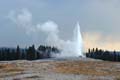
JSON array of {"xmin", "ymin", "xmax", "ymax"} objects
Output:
[{"xmin": 0, "ymin": 58, "xmax": 120, "ymax": 80}]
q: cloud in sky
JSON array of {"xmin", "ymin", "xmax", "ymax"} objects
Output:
[
  {"xmin": 0, "ymin": 0, "xmax": 120, "ymax": 51},
  {"xmin": 83, "ymin": 32, "xmax": 120, "ymax": 51}
]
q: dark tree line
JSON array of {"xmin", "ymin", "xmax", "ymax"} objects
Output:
[
  {"xmin": 0, "ymin": 45, "xmax": 60, "ymax": 61},
  {"xmin": 86, "ymin": 48, "xmax": 120, "ymax": 61}
]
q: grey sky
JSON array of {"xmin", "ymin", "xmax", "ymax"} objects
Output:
[{"xmin": 0, "ymin": 0, "xmax": 120, "ymax": 49}]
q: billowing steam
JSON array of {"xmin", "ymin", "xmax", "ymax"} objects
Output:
[{"xmin": 8, "ymin": 9, "xmax": 84, "ymax": 57}]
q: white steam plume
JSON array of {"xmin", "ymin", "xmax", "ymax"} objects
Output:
[
  {"xmin": 8, "ymin": 9, "xmax": 35, "ymax": 35},
  {"xmin": 8, "ymin": 9, "xmax": 84, "ymax": 57}
]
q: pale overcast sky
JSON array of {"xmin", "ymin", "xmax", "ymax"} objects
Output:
[{"xmin": 0, "ymin": 0, "xmax": 120, "ymax": 50}]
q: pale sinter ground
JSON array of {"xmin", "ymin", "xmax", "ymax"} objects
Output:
[{"xmin": 0, "ymin": 58, "xmax": 120, "ymax": 80}]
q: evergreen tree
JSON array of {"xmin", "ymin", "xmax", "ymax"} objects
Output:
[
  {"xmin": 16, "ymin": 45, "xmax": 20, "ymax": 59},
  {"xmin": 27, "ymin": 45, "xmax": 36, "ymax": 60}
]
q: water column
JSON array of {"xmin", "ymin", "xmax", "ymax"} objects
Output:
[{"xmin": 73, "ymin": 22, "xmax": 84, "ymax": 57}]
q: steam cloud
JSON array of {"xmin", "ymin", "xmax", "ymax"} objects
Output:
[{"xmin": 8, "ymin": 9, "xmax": 84, "ymax": 57}]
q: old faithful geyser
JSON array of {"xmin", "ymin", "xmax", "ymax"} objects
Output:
[
  {"xmin": 52, "ymin": 22, "xmax": 84, "ymax": 57},
  {"xmin": 73, "ymin": 22, "xmax": 84, "ymax": 57}
]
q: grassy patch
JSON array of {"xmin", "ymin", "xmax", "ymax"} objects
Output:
[
  {"xmin": 0, "ymin": 64, "xmax": 14, "ymax": 69},
  {"xmin": 54, "ymin": 61, "xmax": 120, "ymax": 76}
]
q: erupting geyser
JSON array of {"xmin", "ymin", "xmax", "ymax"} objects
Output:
[
  {"xmin": 73, "ymin": 22, "xmax": 84, "ymax": 57},
  {"xmin": 53, "ymin": 22, "xmax": 85, "ymax": 58}
]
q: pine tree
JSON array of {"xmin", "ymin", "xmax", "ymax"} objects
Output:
[{"xmin": 16, "ymin": 45, "xmax": 20, "ymax": 59}]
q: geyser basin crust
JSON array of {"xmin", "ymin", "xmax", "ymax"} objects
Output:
[{"xmin": 0, "ymin": 59, "xmax": 119, "ymax": 80}]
